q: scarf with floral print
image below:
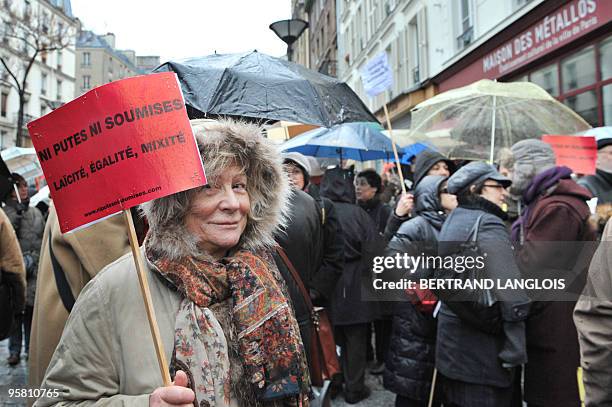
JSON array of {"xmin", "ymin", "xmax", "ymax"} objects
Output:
[{"xmin": 145, "ymin": 241, "xmax": 310, "ymax": 406}]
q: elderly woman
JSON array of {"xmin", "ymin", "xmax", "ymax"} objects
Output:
[{"xmin": 35, "ymin": 120, "xmax": 310, "ymax": 407}]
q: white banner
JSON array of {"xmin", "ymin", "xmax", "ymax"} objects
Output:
[{"xmin": 360, "ymin": 52, "xmax": 394, "ymax": 98}]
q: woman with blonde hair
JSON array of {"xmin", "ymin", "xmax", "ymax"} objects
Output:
[{"xmin": 36, "ymin": 119, "xmax": 310, "ymax": 406}]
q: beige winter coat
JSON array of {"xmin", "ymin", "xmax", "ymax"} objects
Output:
[
  {"xmin": 34, "ymin": 248, "xmax": 257, "ymax": 407},
  {"xmin": 0, "ymin": 207, "xmax": 26, "ymax": 312},
  {"xmin": 574, "ymin": 218, "xmax": 612, "ymax": 407},
  {"xmin": 35, "ymin": 251, "xmax": 182, "ymax": 406},
  {"xmin": 29, "ymin": 205, "xmax": 130, "ymax": 389}
]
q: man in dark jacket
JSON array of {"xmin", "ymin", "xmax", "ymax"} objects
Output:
[
  {"xmin": 577, "ymin": 135, "xmax": 612, "ymax": 204},
  {"xmin": 3, "ymin": 173, "xmax": 44, "ymax": 366},
  {"xmin": 510, "ymin": 139, "xmax": 596, "ymax": 407},
  {"xmin": 578, "ymin": 135, "xmax": 612, "ymax": 234},
  {"xmin": 321, "ymin": 167, "xmax": 379, "ymax": 404}
]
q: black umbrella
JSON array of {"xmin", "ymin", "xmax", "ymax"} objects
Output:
[
  {"xmin": 0, "ymin": 154, "xmax": 14, "ymax": 203},
  {"xmin": 153, "ymin": 51, "xmax": 378, "ymax": 127}
]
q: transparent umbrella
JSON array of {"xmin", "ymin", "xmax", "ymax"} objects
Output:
[{"xmin": 410, "ymin": 79, "xmax": 591, "ymax": 161}]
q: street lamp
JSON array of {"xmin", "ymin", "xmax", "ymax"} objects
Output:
[{"xmin": 269, "ymin": 19, "xmax": 308, "ymax": 62}]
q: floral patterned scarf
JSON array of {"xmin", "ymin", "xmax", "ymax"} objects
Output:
[{"xmin": 145, "ymin": 242, "xmax": 310, "ymax": 406}]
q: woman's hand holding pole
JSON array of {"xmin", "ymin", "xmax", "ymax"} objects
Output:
[{"xmin": 149, "ymin": 371, "xmax": 195, "ymax": 407}]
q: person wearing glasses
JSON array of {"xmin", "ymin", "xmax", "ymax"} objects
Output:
[{"xmin": 435, "ymin": 162, "xmax": 531, "ymax": 407}]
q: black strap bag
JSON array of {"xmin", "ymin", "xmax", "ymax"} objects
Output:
[{"xmin": 433, "ymin": 215, "xmax": 501, "ymax": 334}]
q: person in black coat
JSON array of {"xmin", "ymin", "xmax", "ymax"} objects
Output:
[
  {"xmin": 384, "ymin": 150, "xmax": 453, "ymax": 242},
  {"xmin": 321, "ymin": 167, "xmax": 379, "ymax": 404},
  {"xmin": 435, "ymin": 162, "xmax": 531, "ymax": 407},
  {"xmin": 277, "ymin": 155, "xmax": 345, "ymax": 377},
  {"xmin": 412, "ymin": 150, "xmax": 453, "ymax": 188},
  {"xmin": 383, "ymin": 175, "xmax": 457, "ymax": 407},
  {"xmin": 355, "ymin": 169, "xmax": 394, "ymax": 373},
  {"xmin": 282, "ymin": 153, "xmax": 345, "ymax": 306},
  {"xmin": 355, "ymin": 169, "xmax": 392, "ymax": 236}
]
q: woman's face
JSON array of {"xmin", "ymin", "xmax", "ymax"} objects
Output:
[
  {"xmin": 478, "ymin": 179, "xmax": 507, "ymax": 208},
  {"xmin": 427, "ymin": 161, "xmax": 450, "ymax": 178},
  {"xmin": 355, "ymin": 177, "xmax": 377, "ymax": 202},
  {"xmin": 439, "ymin": 182, "xmax": 457, "ymax": 213},
  {"xmin": 185, "ymin": 165, "xmax": 250, "ymax": 259},
  {"xmin": 285, "ymin": 162, "xmax": 306, "ymax": 190}
]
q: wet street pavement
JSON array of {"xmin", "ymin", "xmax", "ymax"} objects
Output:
[
  {"xmin": 1, "ymin": 339, "xmax": 27, "ymax": 406},
  {"xmin": 1, "ymin": 338, "xmax": 394, "ymax": 406},
  {"xmin": 331, "ymin": 371, "xmax": 395, "ymax": 406}
]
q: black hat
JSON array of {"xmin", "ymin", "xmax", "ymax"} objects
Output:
[{"xmin": 447, "ymin": 161, "xmax": 511, "ymax": 195}]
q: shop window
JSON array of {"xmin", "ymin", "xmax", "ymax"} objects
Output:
[
  {"xmin": 603, "ymin": 84, "xmax": 612, "ymax": 126},
  {"xmin": 600, "ymin": 36, "xmax": 612, "ymax": 81},
  {"xmin": 530, "ymin": 64, "xmax": 559, "ymax": 96},
  {"xmin": 561, "ymin": 46, "xmax": 595, "ymax": 93},
  {"xmin": 563, "ymin": 90, "xmax": 598, "ymax": 126}
]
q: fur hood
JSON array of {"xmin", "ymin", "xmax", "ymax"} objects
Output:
[{"xmin": 141, "ymin": 119, "xmax": 292, "ymax": 260}]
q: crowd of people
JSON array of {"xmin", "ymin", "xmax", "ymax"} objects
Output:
[{"xmin": 0, "ymin": 118, "xmax": 611, "ymax": 407}]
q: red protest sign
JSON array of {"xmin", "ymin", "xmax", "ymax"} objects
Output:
[
  {"xmin": 542, "ymin": 134, "xmax": 597, "ymax": 175},
  {"xmin": 27, "ymin": 72, "xmax": 206, "ymax": 233}
]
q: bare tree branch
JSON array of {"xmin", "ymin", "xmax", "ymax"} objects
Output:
[{"xmin": 1, "ymin": 0, "xmax": 75, "ymax": 146}]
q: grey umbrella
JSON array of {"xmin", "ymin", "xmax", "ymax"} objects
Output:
[{"xmin": 153, "ymin": 51, "xmax": 378, "ymax": 127}]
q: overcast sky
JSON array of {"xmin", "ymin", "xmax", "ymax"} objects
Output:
[{"xmin": 70, "ymin": 0, "xmax": 292, "ymax": 63}]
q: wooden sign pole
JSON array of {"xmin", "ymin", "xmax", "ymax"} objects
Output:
[
  {"xmin": 383, "ymin": 103, "xmax": 407, "ymax": 194},
  {"xmin": 122, "ymin": 209, "xmax": 171, "ymax": 386}
]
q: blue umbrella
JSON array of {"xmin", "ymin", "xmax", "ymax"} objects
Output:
[
  {"xmin": 400, "ymin": 142, "xmax": 433, "ymax": 165},
  {"xmin": 281, "ymin": 122, "xmax": 397, "ymax": 161}
]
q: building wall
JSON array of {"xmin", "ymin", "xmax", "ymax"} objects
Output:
[
  {"xmin": 292, "ymin": 0, "xmax": 310, "ymax": 68},
  {"xmin": 336, "ymin": 0, "xmax": 546, "ymax": 126},
  {"xmin": 308, "ymin": 0, "xmax": 337, "ymax": 76},
  {"xmin": 0, "ymin": 0, "xmax": 77, "ymax": 148},
  {"xmin": 75, "ymin": 33, "xmax": 144, "ymax": 97},
  {"xmin": 338, "ymin": 0, "xmax": 427, "ymax": 116}
]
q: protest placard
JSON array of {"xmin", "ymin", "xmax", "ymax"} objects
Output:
[
  {"xmin": 360, "ymin": 52, "xmax": 394, "ymax": 98},
  {"xmin": 542, "ymin": 134, "xmax": 597, "ymax": 175},
  {"xmin": 27, "ymin": 72, "xmax": 207, "ymax": 386},
  {"xmin": 360, "ymin": 52, "xmax": 406, "ymax": 193},
  {"xmin": 27, "ymin": 72, "xmax": 206, "ymax": 233}
]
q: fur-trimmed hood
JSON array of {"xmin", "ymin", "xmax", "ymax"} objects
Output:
[{"xmin": 141, "ymin": 119, "xmax": 292, "ymax": 260}]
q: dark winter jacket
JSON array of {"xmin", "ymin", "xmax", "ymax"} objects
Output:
[
  {"xmin": 383, "ymin": 175, "xmax": 447, "ymax": 402},
  {"xmin": 358, "ymin": 195, "xmax": 392, "ymax": 237},
  {"xmin": 4, "ymin": 199, "xmax": 44, "ymax": 306},
  {"xmin": 413, "ymin": 150, "xmax": 453, "ymax": 187},
  {"xmin": 578, "ymin": 169, "xmax": 612, "ymax": 204},
  {"xmin": 321, "ymin": 167, "xmax": 379, "ymax": 325},
  {"xmin": 515, "ymin": 178, "xmax": 597, "ymax": 407},
  {"xmin": 276, "ymin": 189, "xmax": 343, "ymax": 305},
  {"xmin": 436, "ymin": 196, "xmax": 530, "ymax": 388}
]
